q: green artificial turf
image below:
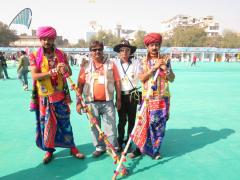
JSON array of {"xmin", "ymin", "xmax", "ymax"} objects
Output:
[{"xmin": 0, "ymin": 62, "xmax": 239, "ymax": 180}]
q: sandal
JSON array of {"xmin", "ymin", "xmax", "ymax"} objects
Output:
[
  {"xmin": 43, "ymin": 152, "xmax": 53, "ymax": 164},
  {"xmin": 71, "ymin": 147, "xmax": 85, "ymax": 159},
  {"xmin": 128, "ymin": 149, "xmax": 142, "ymax": 159},
  {"xmin": 153, "ymin": 152, "xmax": 161, "ymax": 160}
]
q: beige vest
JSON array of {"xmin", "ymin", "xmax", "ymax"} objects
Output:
[{"xmin": 83, "ymin": 59, "xmax": 115, "ymax": 102}]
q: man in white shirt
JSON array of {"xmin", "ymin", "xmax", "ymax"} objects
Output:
[{"xmin": 113, "ymin": 40, "xmax": 141, "ymax": 152}]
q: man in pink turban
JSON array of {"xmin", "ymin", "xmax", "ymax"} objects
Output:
[
  {"xmin": 129, "ymin": 32, "xmax": 175, "ymax": 160},
  {"xmin": 36, "ymin": 26, "xmax": 57, "ymax": 39},
  {"xmin": 29, "ymin": 26, "xmax": 85, "ymax": 164}
]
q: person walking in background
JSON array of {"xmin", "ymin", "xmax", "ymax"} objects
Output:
[
  {"xmin": 0, "ymin": 52, "xmax": 10, "ymax": 79},
  {"xmin": 0, "ymin": 56, "xmax": 3, "ymax": 79},
  {"xmin": 191, "ymin": 55, "xmax": 197, "ymax": 66},
  {"xmin": 17, "ymin": 51, "xmax": 29, "ymax": 90},
  {"xmin": 29, "ymin": 26, "xmax": 85, "ymax": 164}
]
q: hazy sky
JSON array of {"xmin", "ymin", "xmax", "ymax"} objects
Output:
[{"xmin": 1, "ymin": 0, "xmax": 240, "ymax": 43}]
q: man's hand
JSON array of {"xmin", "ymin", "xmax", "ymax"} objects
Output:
[
  {"xmin": 154, "ymin": 57, "xmax": 169, "ymax": 71},
  {"xmin": 57, "ymin": 63, "xmax": 69, "ymax": 75}
]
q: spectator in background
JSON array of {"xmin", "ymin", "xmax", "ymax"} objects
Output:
[
  {"xmin": 17, "ymin": 51, "xmax": 30, "ymax": 91},
  {"xmin": 191, "ymin": 55, "xmax": 197, "ymax": 66},
  {"xmin": 0, "ymin": 52, "xmax": 10, "ymax": 79}
]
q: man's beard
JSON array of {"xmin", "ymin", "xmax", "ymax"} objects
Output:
[{"xmin": 43, "ymin": 45, "xmax": 54, "ymax": 52}]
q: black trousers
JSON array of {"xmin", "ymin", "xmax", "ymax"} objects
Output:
[{"xmin": 117, "ymin": 94, "xmax": 137, "ymax": 147}]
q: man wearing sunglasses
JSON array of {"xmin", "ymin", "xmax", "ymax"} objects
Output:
[
  {"xmin": 77, "ymin": 40, "xmax": 121, "ymax": 158},
  {"xmin": 113, "ymin": 40, "xmax": 141, "ymax": 152}
]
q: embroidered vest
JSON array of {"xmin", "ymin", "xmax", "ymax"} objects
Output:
[
  {"xmin": 33, "ymin": 52, "xmax": 64, "ymax": 97},
  {"xmin": 142, "ymin": 57, "xmax": 170, "ymax": 98},
  {"xmin": 83, "ymin": 59, "xmax": 115, "ymax": 102}
]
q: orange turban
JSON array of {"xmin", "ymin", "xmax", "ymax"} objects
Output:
[
  {"xmin": 36, "ymin": 26, "xmax": 57, "ymax": 39},
  {"xmin": 144, "ymin": 33, "xmax": 162, "ymax": 46}
]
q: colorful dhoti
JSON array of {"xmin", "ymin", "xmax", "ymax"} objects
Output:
[
  {"xmin": 133, "ymin": 97, "xmax": 170, "ymax": 157},
  {"xmin": 35, "ymin": 97, "xmax": 75, "ymax": 152}
]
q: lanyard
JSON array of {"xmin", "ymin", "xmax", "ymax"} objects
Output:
[
  {"xmin": 120, "ymin": 61, "xmax": 131, "ymax": 75},
  {"xmin": 120, "ymin": 60, "xmax": 136, "ymax": 89},
  {"xmin": 91, "ymin": 59, "xmax": 106, "ymax": 73}
]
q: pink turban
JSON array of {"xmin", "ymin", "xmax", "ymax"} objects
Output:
[
  {"xmin": 36, "ymin": 26, "xmax": 57, "ymax": 39},
  {"xmin": 144, "ymin": 33, "xmax": 162, "ymax": 46}
]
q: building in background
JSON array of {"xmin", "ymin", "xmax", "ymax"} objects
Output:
[
  {"xmin": 160, "ymin": 15, "xmax": 220, "ymax": 38},
  {"xmin": 114, "ymin": 24, "xmax": 136, "ymax": 40},
  {"xmin": 10, "ymin": 29, "xmax": 64, "ymax": 47}
]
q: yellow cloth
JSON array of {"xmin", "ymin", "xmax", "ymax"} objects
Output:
[{"xmin": 35, "ymin": 53, "xmax": 64, "ymax": 97}]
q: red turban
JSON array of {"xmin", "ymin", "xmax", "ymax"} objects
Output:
[
  {"xmin": 36, "ymin": 26, "xmax": 57, "ymax": 39},
  {"xmin": 144, "ymin": 33, "xmax": 162, "ymax": 46}
]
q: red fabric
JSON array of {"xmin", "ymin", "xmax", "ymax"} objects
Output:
[
  {"xmin": 36, "ymin": 26, "xmax": 57, "ymax": 39},
  {"xmin": 132, "ymin": 99, "xmax": 166, "ymax": 151},
  {"xmin": 43, "ymin": 103, "xmax": 57, "ymax": 148},
  {"xmin": 144, "ymin": 33, "xmax": 162, "ymax": 46},
  {"xmin": 71, "ymin": 147, "xmax": 79, "ymax": 155},
  {"xmin": 132, "ymin": 108, "xmax": 148, "ymax": 149}
]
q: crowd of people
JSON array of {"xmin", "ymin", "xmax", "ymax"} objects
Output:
[{"xmin": 3, "ymin": 26, "xmax": 176, "ymax": 165}]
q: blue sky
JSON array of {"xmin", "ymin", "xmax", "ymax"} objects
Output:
[{"xmin": 1, "ymin": 0, "xmax": 239, "ymax": 43}]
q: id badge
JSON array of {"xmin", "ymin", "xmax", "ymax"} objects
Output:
[
  {"xmin": 98, "ymin": 75, "xmax": 105, "ymax": 84},
  {"xmin": 122, "ymin": 77, "xmax": 128, "ymax": 86},
  {"xmin": 93, "ymin": 72, "xmax": 98, "ymax": 80}
]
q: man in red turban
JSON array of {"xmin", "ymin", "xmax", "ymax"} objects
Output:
[
  {"xmin": 29, "ymin": 26, "xmax": 85, "ymax": 164},
  {"xmin": 143, "ymin": 32, "xmax": 162, "ymax": 46},
  {"xmin": 129, "ymin": 32, "xmax": 175, "ymax": 160}
]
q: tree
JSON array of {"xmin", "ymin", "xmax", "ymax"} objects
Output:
[
  {"xmin": 133, "ymin": 30, "xmax": 146, "ymax": 48},
  {"xmin": 205, "ymin": 36, "xmax": 223, "ymax": 47},
  {"xmin": 171, "ymin": 26, "xmax": 207, "ymax": 47},
  {"xmin": 73, "ymin": 39, "xmax": 87, "ymax": 48},
  {"xmin": 221, "ymin": 30, "xmax": 240, "ymax": 48},
  {"xmin": 0, "ymin": 21, "xmax": 19, "ymax": 46},
  {"xmin": 63, "ymin": 39, "xmax": 69, "ymax": 47},
  {"xmin": 90, "ymin": 30, "xmax": 121, "ymax": 47}
]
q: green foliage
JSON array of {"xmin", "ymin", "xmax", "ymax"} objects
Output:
[
  {"xmin": 89, "ymin": 30, "xmax": 121, "ymax": 47},
  {"xmin": 73, "ymin": 39, "xmax": 87, "ymax": 48},
  {"xmin": 162, "ymin": 27, "xmax": 240, "ymax": 48},
  {"xmin": 170, "ymin": 26, "xmax": 207, "ymax": 47},
  {"xmin": 221, "ymin": 30, "xmax": 240, "ymax": 48},
  {"xmin": 0, "ymin": 21, "xmax": 19, "ymax": 46},
  {"xmin": 133, "ymin": 30, "xmax": 147, "ymax": 48}
]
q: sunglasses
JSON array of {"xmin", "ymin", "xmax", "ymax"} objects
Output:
[{"xmin": 91, "ymin": 48, "xmax": 103, "ymax": 52}]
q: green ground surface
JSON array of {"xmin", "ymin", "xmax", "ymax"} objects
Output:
[{"xmin": 0, "ymin": 62, "xmax": 240, "ymax": 180}]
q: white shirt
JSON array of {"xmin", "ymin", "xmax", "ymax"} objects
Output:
[{"xmin": 115, "ymin": 58, "xmax": 141, "ymax": 91}]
